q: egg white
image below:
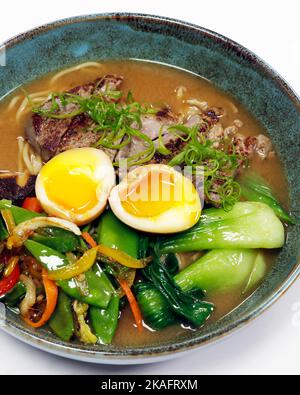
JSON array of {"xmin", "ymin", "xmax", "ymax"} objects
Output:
[
  {"xmin": 36, "ymin": 148, "xmax": 116, "ymax": 226},
  {"xmin": 109, "ymin": 164, "xmax": 201, "ymax": 234}
]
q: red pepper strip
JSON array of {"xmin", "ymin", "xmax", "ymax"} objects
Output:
[
  {"xmin": 22, "ymin": 197, "xmax": 43, "ymax": 213},
  {"xmin": 0, "ymin": 263, "xmax": 20, "ymax": 297},
  {"xmin": 23, "ymin": 269, "xmax": 58, "ymax": 328}
]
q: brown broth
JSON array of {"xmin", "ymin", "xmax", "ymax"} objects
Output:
[{"xmin": 0, "ymin": 60, "xmax": 289, "ymax": 347}]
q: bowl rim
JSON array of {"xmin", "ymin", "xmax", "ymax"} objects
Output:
[{"xmin": 1, "ymin": 12, "xmax": 300, "ymax": 363}]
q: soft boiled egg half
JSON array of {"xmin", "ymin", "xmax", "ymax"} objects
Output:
[
  {"xmin": 36, "ymin": 147, "xmax": 115, "ymax": 225},
  {"xmin": 109, "ymin": 164, "xmax": 201, "ymax": 233}
]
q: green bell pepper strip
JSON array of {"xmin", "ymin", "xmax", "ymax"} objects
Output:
[
  {"xmin": 97, "ymin": 211, "xmax": 139, "ymax": 258},
  {"xmin": 24, "ymin": 239, "xmax": 69, "ymax": 271},
  {"xmin": 90, "ymin": 294, "xmax": 120, "ymax": 344},
  {"xmin": 57, "ymin": 263, "xmax": 114, "ymax": 309},
  {"xmin": 31, "ymin": 227, "xmax": 80, "ymax": 253},
  {"xmin": 0, "ymin": 282, "xmax": 26, "ymax": 307},
  {"xmin": 49, "ymin": 290, "xmax": 75, "ymax": 342},
  {"xmin": 0, "ymin": 199, "xmax": 45, "ymax": 225}
]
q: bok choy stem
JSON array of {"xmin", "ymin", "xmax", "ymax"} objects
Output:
[{"xmin": 158, "ymin": 202, "xmax": 285, "ymax": 254}]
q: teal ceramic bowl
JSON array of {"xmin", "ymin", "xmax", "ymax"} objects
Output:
[{"xmin": 0, "ymin": 13, "xmax": 299, "ymax": 365}]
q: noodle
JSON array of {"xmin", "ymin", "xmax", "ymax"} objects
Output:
[
  {"xmin": 22, "ymin": 141, "xmax": 43, "ymax": 175},
  {"xmin": 175, "ymin": 85, "xmax": 187, "ymax": 100},
  {"xmin": 184, "ymin": 99, "xmax": 209, "ymax": 111},
  {"xmin": 7, "ymin": 95, "xmax": 22, "ymax": 112},
  {"xmin": 16, "ymin": 137, "xmax": 43, "ymax": 182},
  {"xmin": 50, "ymin": 61, "xmax": 103, "ymax": 85},
  {"xmin": 16, "ymin": 137, "xmax": 30, "ymax": 187},
  {"xmin": 15, "ymin": 90, "xmax": 50, "ymax": 123}
]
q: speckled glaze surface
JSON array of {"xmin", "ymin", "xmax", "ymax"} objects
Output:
[{"xmin": 0, "ymin": 13, "xmax": 299, "ymax": 364}]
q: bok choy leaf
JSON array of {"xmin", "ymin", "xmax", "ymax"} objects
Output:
[{"xmin": 240, "ymin": 173, "xmax": 296, "ymax": 225}]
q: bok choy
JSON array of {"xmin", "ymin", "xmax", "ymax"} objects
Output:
[
  {"xmin": 174, "ymin": 249, "xmax": 267, "ymax": 294},
  {"xmin": 158, "ymin": 202, "xmax": 285, "ymax": 254},
  {"xmin": 136, "ymin": 249, "xmax": 267, "ymax": 330},
  {"xmin": 240, "ymin": 173, "xmax": 296, "ymax": 225},
  {"xmin": 140, "ymin": 253, "xmax": 214, "ymax": 328}
]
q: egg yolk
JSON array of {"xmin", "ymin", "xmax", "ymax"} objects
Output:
[
  {"xmin": 43, "ymin": 165, "xmax": 99, "ymax": 214},
  {"xmin": 121, "ymin": 170, "xmax": 179, "ymax": 217}
]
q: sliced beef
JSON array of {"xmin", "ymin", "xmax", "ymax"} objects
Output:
[
  {"xmin": 233, "ymin": 133, "xmax": 274, "ymax": 159},
  {"xmin": 115, "ymin": 109, "xmax": 179, "ymax": 179},
  {"xmin": 116, "ymin": 109, "xmax": 177, "ymax": 164},
  {"xmin": 0, "ymin": 175, "xmax": 36, "ymax": 205},
  {"xmin": 25, "ymin": 75, "xmax": 123, "ymax": 162}
]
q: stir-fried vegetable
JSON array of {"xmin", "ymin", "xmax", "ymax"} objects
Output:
[
  {"xmin": 19, "ymin": 274, "xmax": 36, "ymax": 317},
  {"xmin": 7, "ymin": 216, "xmax": 81, "ymax": 249},
  {"xmin": 0, "ymin": 262, "xmax": 20, "ymax": 297},
  {"xmin": 90, "ymin": 294, "xmax": 120, "ymax": 345},
  {"xmin": 1, "ymin": 209, "xmax": 15, "ymax": 235},
  {"xmin": 49, "ymin": 290, "xmax": 75, "ymax": 342},
  {"xmin": 24, "ymin": 240, "xmax": 69, "ymax": 271},
  {"xmin": 0, "ymin": 282, "xmax": 26, "ymax": 307},
  {"xmin": 240, "ymin": 173, "xmax": 296, "ymax": 224},
  {"xmin": 22, "ymin": 197, "xmax": 43, "ymax": 213},
  {"xmin": 58, "ymin": 263, "xmax": 114, "ymax": 309},
  {"xmin": 73, "ymin": 300, "xmax": 97, "ymax": 344},
  {"xmin": 0, "ymin": 199, "xmax": 45, "ymax": 224},
  {"xmin": 47, "ymin": 248, "xmax": 98, "ymax": 281},
  {"xmin": 97, "ymin": 210, "xmax": 141, "ymax": 300},
  {"xmin": 119, "ymin": 278, "xmax": 144, "ymax": 333},
  {"xmin": 0, "ymin": 218, "xmax": 8, "ymax": 241},
  {"xmin": 98, "ymin": 244, "xmax": 151, "ymax": 270},
  {"xmin": 31, "ymin": 227, "xmax": 80, "ymax": 253},
  {"xmin": 97, "ymin": 210, "xmax": 140, "ymax": 258},
  {"xmin": 23, "ymin": 269, "xmax": 58, "ymax": 328},
  {"xmin": 159, "ymin": 202, "xmax": 285, "ymax": 254},
  {"xmin": 82, "ymin": 232, "xmax": 97, "ymax": 248}
]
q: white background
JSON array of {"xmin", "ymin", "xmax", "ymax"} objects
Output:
[{"xmin": 0, "ymin": 0, "xmax": 299, "ymax": 375}]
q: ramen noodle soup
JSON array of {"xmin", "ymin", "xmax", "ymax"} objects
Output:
[{"xmin": 0, "ymin": 60, "xmax": 292, "ymax": 347}]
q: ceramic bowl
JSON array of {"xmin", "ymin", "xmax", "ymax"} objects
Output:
[{"xmin": 0, "ymin": 13, "xmax": 299, "ymax": 364}]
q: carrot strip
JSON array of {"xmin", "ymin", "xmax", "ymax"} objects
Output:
[
  {"xmin": 82, "ymin": 232, "xmax": 97, "ymax": 248},
  {"xmin": 118, "ymin": 278, "xmax": 143, "ymax": 333},
  {"xmin": 24, "ymin": 269, "xmax": 58, "ymax": 328}
]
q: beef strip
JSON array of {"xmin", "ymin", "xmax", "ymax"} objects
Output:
[
  {"xmin": 0, "ymin": 175, "xmax": 36, "ymax": 205},
  {"xmin": 115, "ymin": 108, "xmax": 179, "ymax": 179},
  {"xmin": 25, "ymin": 75, "xmax": 123, "ymax": 162}
]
